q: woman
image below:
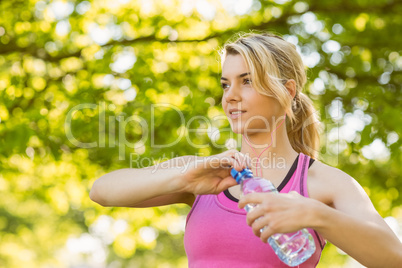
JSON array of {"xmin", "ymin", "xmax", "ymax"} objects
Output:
[{"xmin": 90, "ymin": 32, "xmax": 402, "ymax": 267}]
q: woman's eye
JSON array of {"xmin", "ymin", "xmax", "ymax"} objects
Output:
[
  {"xmin": 221, "ymin": 79, "xmax": 251, "ymax": 90},
  {"xmin": 244, "ymin": 79, "xmax": 252, "ymax": 84}
]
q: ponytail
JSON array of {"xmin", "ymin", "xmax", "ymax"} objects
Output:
[{"xmin": 286, "ymin": 91, "xmax": 322, "ymax": 160}]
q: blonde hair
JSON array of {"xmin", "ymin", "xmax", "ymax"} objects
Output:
[{"xmin": 218, "ymin": 31, "xmax": 322, "ymax": 159}]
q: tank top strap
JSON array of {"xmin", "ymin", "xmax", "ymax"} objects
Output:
[
  {"xmin": 288, "ymin": 152, "xmax": 311, "ymax": 197},
  {"xmin": 299, "ymin": 152, "xmax": 311, "ymax": 197}
]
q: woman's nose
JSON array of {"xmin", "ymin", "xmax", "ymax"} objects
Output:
[{"xmin": 224, "ymin": 83, "xmax": 241, "ymax": 103}]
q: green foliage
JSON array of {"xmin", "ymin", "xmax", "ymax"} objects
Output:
[{"xmin": 0, "ymin": 0, "xmax": 401, "ymax": 267}]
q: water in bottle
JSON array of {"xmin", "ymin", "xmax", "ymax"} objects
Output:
[{"xmin": 231, "ymin": 167, "xmax": 316, "ymax": 267}]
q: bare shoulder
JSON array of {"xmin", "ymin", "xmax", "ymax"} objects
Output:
[{"xmin": 307, "ymin": 159, "xmax": 359, "ymax": 208}]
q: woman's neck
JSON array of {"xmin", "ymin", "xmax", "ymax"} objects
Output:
[{"xmin": 240, "ymin": 124, "xmax": 298, "ymax": 174}]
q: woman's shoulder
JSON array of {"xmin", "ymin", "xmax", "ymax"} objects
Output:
[
  {"xmin": 307, "ymin": 158, "xmax": 357, "ymax": 207},
  {"xmin": 308, "ymin": 158, "xmax": 352, "ymax": 181}
]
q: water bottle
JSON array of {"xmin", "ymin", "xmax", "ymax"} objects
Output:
[{"xmin": 231, "ymin": 167, "xmax": 316, "ymax": 267}]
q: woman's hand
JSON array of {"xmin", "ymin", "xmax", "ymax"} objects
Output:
[
  {"xmin": 238, "ymin": 191, "xmax": 321, "ymax": 243},
  {"xmin": 180, "ymin": 149, "xmax": 251, "ymax": 196}
]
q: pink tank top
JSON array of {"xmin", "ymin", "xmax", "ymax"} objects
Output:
[{"xmin": 184, "ymin": 152, "xmax": 326, "ymax": 267}]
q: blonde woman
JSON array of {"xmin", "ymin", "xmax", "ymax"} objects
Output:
[{"xmin": 90, "ymin": 32, "xmax": 402, "ymax": 267}]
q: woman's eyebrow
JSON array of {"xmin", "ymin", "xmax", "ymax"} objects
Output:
[{"xmin": 221, "ymin": 72, "xmax": 251, "ymax": 81}]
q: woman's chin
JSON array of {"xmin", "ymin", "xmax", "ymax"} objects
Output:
[{"xmin": 230, "ymin": 126, "xmax": 244, "ymax": 134}]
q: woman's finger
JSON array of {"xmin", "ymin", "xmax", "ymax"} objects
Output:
[
  {"xmin": 238, "ymin": 151, "xmax": 251, "ymax": 169},
  {"xmin": 207, "ymin": 154, "xmax": 235, "ymax": 169},
  {"xmin": 224, "ymin": 150, "xmax": 244, "ymax": 170},
  {"xmin": 220, "ymin": 155, "xmax": 235, "ymax": 168},
  {"xmin": 259, "ymin": 225, "xmax": 275, "ymax": 243},
  {"xmin": 230, "ymin": 151, "xmax": 241, "ymax": 171},
  {"xmin": 251, "ymin": 215, "xmax": 271, "ymax": 237},
  {"xmin": 245, "ymin": 202, "xmax": 272, "ymax": 226},
  {"xmin": 220, "ymin": 149, "xmax": 240, "ymax": 171},
  {"xmin": 238, "ymin": 192, "xmax": 266, "ymax": 209}
]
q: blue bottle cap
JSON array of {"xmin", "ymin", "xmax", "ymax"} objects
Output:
[{"xmin": 231, "ymin": 167, "xmax": 253, "ymax": 184}]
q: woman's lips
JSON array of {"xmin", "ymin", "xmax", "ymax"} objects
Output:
[{"xmin": 229, "ymin": 111, "xmax": 246, "ymax": 119}]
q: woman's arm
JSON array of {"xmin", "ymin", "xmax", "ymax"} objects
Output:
[
  {"xmin": 239, "ymin": 167, "xmax": 402, "ymax": 267},
  {"xmin": 90, "ymin": 150, "xmax": 250, "ymax": 208},
  {"xmin": 89, "ymin": 155, "xmax": 197, "ymax": 207},
  {"xmin": 311, "ymin": 169, "xmax": 402, "ymax": 267}
]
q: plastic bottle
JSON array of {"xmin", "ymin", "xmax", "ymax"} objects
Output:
[{"xmin": 231, "ymin": 167, "xmax": 316, "ymax": 267}]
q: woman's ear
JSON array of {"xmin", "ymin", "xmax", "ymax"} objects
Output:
[{"xmin": 284, "ymin": 79, "xmax": 296, "ymax": 99}]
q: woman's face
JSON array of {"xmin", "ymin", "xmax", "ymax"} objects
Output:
[{"xmin": 221, "ymin": 54, "xmax": 283, "ymax": 135}]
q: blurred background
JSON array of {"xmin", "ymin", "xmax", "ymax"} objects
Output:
[{"xmin": 0, "ymin": 0, "xmax": 401, "ymax": 267}]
